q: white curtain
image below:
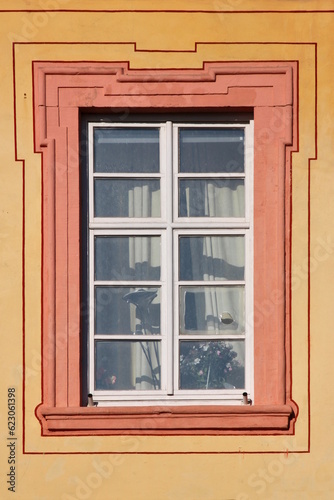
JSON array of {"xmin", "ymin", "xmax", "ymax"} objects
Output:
[{"xmin": 127, "ymin": 191, "xmax": 161, "ymax": 390}]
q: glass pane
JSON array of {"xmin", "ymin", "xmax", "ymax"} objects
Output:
[
  {"xmin": 95, "ymin": 340, "xmax": 161, "ymax": 390},
  {"xmin": 179, "ymin": 235, "xmax": 244, "ymax": 281},
  {"xmin": 95, "ymin": 236, "xmax": 160, "ymax": 281},
  {"xmin": 179, "ymin": 286, "xmax": 245, "ymax": 334},
  {"xmin": 94, "ymin": 179, "xmax": 160, "ymax": 218},
  {"xmin": 95, "ymin": 287, "xmax": 160, "ymax": 335},
  {"xmin": 179, "ymin": 340, "xmax": 245, "ymax": 390},
  {"xmin": 94, "ymin": 128, "xmax": 159, "ymax": 173},
  {"xmin": 179, "ymin": 179, "xmax": 245, "ymax": 217},
  {"xmin": 179, "ymin": 128, "xmax": 244, "ymax": 173}
]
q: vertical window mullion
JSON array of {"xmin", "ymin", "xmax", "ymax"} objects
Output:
[
  {"xmin": 173, "ymin": 124, "xmax": 182, "ymax": 393},
  {"xmin": 88, "ymin": 124, "xmax": 95, "ymax": 395},
  {"xmin": 245, "ymin": 120, "xmax": 254, "ymax": 225},
  {"xmin": 88, "ymin": 123, "xmax": 95, "ymax": 226},
  {"xmin": 173, "ymin": 124, "xmax": 181, "ymax": 394},
  {"xmin": 166, "ymin": 121, "xmax": 174, "ymax": 395},
  {"xmin": 88, "ymin": 227, "xmax": 95, "ymax": 395},
  {"xmin": 244, "ymin": 121, "xmax": 254, "ymax": 400},
  {"xmin": 158, "ymin": 123, "xmax": 168, "ymax": 394},
  {"xmin": 244, "ymin": 229, "xmax": 253, "ymax": 400}
]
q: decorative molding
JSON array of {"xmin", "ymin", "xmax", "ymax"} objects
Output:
[{"xmin": 32, "ymin": 60, "xmax": 298, "ymax": 435}]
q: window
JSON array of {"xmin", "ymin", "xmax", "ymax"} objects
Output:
[
  {"xmin": 34, "ymin": 61, "xmax": 296, "ymax": 436},
  {"xmin": 85, "ymin": 117, "xmax": 254, "ymax": 406}
]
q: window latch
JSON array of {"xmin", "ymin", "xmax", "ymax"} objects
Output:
[
  {"xmin": 87, "ymin": 393, "xmax": 98, "ymax": 407},
  {"xmin": 242, "ymin": 392, "xmax": 252, "ymax": 405}
]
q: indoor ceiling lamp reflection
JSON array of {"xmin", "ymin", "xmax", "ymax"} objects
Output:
[{"xmin": 123, "ymin": 289, "xmax": 160, "ymax": 390}]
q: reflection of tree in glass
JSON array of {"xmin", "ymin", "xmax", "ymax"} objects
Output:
[{"xmin": 179, "ymin": 341, "xmax": 244, "ymax": 390}]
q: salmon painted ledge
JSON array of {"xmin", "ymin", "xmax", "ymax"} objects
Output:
[{"xmin": 35, "ymin": 404, "xmax": 296, "ymax": 435}]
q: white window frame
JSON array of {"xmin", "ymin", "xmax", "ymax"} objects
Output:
[{"xmin": 87, "ymin": 118, "xmax": 254, "ymax": 406}]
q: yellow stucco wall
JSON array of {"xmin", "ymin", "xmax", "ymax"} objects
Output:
[{"xmin": 1, "ymin": 1, "xmax": 334, "ymax": 498}]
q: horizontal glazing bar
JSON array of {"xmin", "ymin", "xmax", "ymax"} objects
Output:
[
  {"xmin": 89, "ymin": 221, "xmax": 250, "ymax": 230},
  {"xmin": 177, "ymin": 173, "xmax": 245, "ymax": 178},
  {"xmin": 93, "ymin": 173, "xmax": 162, "ymax": 178},
  {"xmin": 178, "ymin": 335, "xmax": 246, "ymax": 340},
  {"xmin": 94, "ymin": 281, "xmax": 162, "ymax": 286},
  {"xmin": 177, "ymin": 281, "xmax": 245, "ymax": 286},
  {"xmin": 94, "ymin": 335, "xmax": 163, "ymax": 340}
]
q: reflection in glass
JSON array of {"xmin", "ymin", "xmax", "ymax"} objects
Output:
[
  {"xmin": 179, "ymin": 128, "xmax": 244, "ymax": 173},
  {"xmin": 179, "ymin": 340, "xmax": 245, "ymax": 389},
  {"xmin": 180, "ymin": 286, "xmax": 245, "ymax": 334},
  {"xmin": 95, "ymin": 340, "xmax": 161, "ymax": 390},
  {"xmin": 94, "ymin": 128, "xmax": 160, "ymax": 173},
  {"xmin": 95, "ymin": 287, "xmax": 160, "ymax": 335},
  {"xmin": 179, "ymin": 179, "xmax": 244, "ymax": 217},
  {"xmin": 95, "ymin": 236, "xmax": 160, "ymax": 281},
  {"xmin": 179, "ymin": 235, "xmax": 244, "ymax": 281},
  {"xmin": 94, "ymin": 179, "xmax": 160, "ymax": 218}
]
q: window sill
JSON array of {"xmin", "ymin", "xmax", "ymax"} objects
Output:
[{"xmin": 36, "ymin": 404, "xmax": 295, "ymax": 435}]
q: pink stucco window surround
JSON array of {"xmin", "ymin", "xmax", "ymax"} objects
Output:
[{"xmin": 33, "ymin": 61, "xmax": 298, "ymax": 435}]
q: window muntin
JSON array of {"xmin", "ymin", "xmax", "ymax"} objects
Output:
[{"xmin": 87, "ymin": 120, "xmax": 253, "ymax": 405}]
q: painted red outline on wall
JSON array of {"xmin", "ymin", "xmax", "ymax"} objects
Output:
[
  {"xmin": 3, "ymin": 8, "xmax": 334, "ymax": 13},
  {"xmin": 11, "ymin": 41, "xmax": 317, "ymax": 453}
]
